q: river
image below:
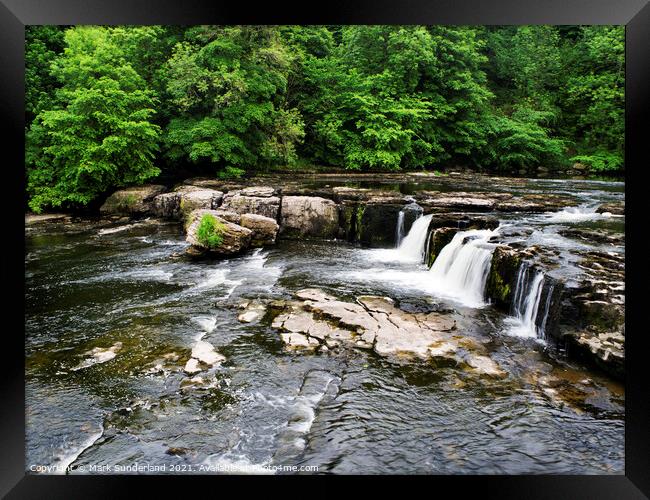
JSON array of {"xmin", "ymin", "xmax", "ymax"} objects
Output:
[{"xmin": 25, "ymin": 175, "xmax": 625, "ymax": 475}]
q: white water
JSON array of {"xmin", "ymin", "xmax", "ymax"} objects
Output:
[
  {"xmin": 428, "ymin": 229, "xmax": 499, "ymax": 307},
  {"xmin": 394, "ymin": 214, "xmax": 433, "ymax": 262},
  {"xmin": 395, "ymin": 211, "xmax": 406, "ymax": 246},
  {"xmin": 544, "ymin": 205, "xmax": 612, "ymax": 223},
  {"xmin": 507, "ymin": 263, "xmax": 547, "ymax": 339},
  {"xmin": 193, "ymin": 316, "xmax": 217, "ymax": 336},
  {"xmin": 53, "ymin": 426, "xmax": 104, "ymax": 474}
]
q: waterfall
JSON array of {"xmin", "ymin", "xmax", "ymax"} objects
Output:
[
  {"xmin": 539, "ymin": 283, "xmax": 555, "ymax": 338},
  {"xmin": 428, "ymin": 229, "xmax": 498, "ymax": 307},
  {"xmin": 509, "ymin": 262, "xmax": 551, "ymax": 339},
  {"xmin": 395, "ymin": 214, "xmax": 433, "ymax": 262},
  {"xmin": 395, "ymin": 211, "xmax": 406, "ymax": 247}
]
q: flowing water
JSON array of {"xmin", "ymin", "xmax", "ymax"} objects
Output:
[
  {"xmin": 507, "ymin": 264, "xmax": 546, "ymax": 339},
  {"xmin": 25, "ymin": 177, "xmax": 625, "ymax": 475},
  {"xmin": 395, "ymin": 214, "xmax": 432, "ymax": 262},
  {"xmin": 395, "ymin": 211, "xmax": 406, "ymax": 246},
  {"xmin": 428, "ymin": 229, "xmax": 499, "ymax": 308}
]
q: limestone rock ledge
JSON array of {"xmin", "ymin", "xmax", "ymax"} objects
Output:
[{"xmin": 266, "ymin": 288, "xmax": 506, "ymax": 378}]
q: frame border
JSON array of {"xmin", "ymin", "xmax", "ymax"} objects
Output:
[{"xmin": 3, "ymin": 1, "xmax": 648, "ymax": 497}]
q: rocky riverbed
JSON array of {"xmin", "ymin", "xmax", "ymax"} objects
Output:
[{"xmin": 25, "ymin": 172, "xmax": 625, "ymax": 474}]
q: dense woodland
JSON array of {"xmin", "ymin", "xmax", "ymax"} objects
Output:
[{"xmin": 25, "ymin": 25, "xmax": 625, "ymax": 212}]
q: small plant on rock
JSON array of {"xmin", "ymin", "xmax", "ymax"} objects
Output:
[{"xmin": 196, "ymin": 214, "xmax": 225, "ymax": 249}]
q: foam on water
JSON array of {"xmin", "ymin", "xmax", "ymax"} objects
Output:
[
  {"xmin": 366, "ymin": 213, "xmax": 433, "ymax": 264},
  {"xmin": 192, "ymin": 316, "xmax": 218, "ymax": 335},
  {"xmin": 97, "ymin": 221, "xmax": 148, "ymax": 235},
  {"xmin": 194, "ymin": 269, "xmax": 229, "ymax": 290},
  {"xmin": 544, "ymin": 205, "xmax": 613, "ymax": 223},
  {"xmin": 504, "ymin": 263, "xmax": 550, "ymax": 341},
  {"xmin": 53, "ymin": 426, "xmax": 104, "ymax": 474},
  {"xmin": 202, "ymin": 453, "xmax": 275, "ymax": 475}
]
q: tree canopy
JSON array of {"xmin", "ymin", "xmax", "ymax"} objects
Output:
[{"xmin": 25, "ymin": 25, "xmax": 625, "ymax": 212}]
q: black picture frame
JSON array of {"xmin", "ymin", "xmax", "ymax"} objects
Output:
[{"xmin": 2, "ymin": 0, "xmax": 648, "ymax": 497}]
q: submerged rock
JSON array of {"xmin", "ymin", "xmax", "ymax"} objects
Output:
[
  {"xmin": 237, "ymin": 301, "xmax": 267, "ymax": 323},
  {"xmin": 280, "ymin": 196, "xmax": 340, "ymax": 238},
  {"xmin": 558, "ymin": 228, "xmax": 624, "ymax": 246},
  {"xmin": 597, "ymin": 202, "xmax": 624, "ymax": 216},
  {"xmin": 184, "ymin": 341, "xmax": 226, "ymax": 375},
  {"xmin": 100, "ymin": 185, "xmax": 167, "ymax": 216},
  {"xmin": 72, "ymin": 342, "xmax": 123, "ymax": 371}
]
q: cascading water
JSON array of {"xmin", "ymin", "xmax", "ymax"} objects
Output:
[
  {"xmin": 508, "ymin": 262, "xmax": 551, "ymax": 339},
  {"xmin": 428, "ymin": 229, "xmax": 499, "ymax": 307},
  {"xmin": 394, "ymin": 214, "xmax": 433, "ymax": 262},
  {"xmin": 395, "ymin": 211, "xmax": 406, "ymax": 247}
]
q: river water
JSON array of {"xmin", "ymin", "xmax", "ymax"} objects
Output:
[{"xmin": 25, "ymin": 176, "xmax": 624, "ymax": 475}]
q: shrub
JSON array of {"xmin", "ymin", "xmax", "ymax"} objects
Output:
[
  {"xmin": 570, "ymin": 152, "xmax": 623, "ymax": 172},
  {"xmin": 217, "ymin": 166, "xmax": 246, "ymax": 180},
  {"xmin": 196, "ymin": 214, "xmax": 225, "ymax": 248}
]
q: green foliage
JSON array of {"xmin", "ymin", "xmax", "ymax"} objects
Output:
[
  {"xmin": 24, "ymin": 24, "xmax": 625, "ymax": 211},
  {"xmin": 196, "ymin": 214, "xmax": 225, "ymax": 248},
  {"xmin": 162, "ymin": 26, "xmax": 305, "ymax": 169},
  {"xmin": 570, "ymin": 152, "xmax": 623, "ymax": 172},
  {"xmin": 26, "ymin": 26, "xmax": 161, "ymax": 212},
  {"xmin": 217, "ymin": 166, "xmax": 246, "ymax": 179},
  {"xmin": 480, "ymin": 105, "xmax": 566, "ymax": 170},
  {"xmin": 303, "ymin": 26, "xmax": 491, "ymax": 170},
  {"xmin": 561, "ymin": 27, "xmax": 624, "ymax": 167},
  {"xmin": 25, "ymin": 26, "xmax": 66, "ymax": 122}
]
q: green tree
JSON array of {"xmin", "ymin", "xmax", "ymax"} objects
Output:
[
  {"xmin": 25, "ymin": 26, "xmax": 66, "ymax": 123},
  {"xmin": 26, "ymin": 26, "xmax": 161, "ymax": 212},
  {"xmin": 476, "ymin": 26, "xmax": 567, "ymax": 170},
  {"xmin": 163, "ymin": 26, "xmax": 305, "ymax": 172},
  {"xmin": 303, "ymin": 26, "xmax": 491, "ymax": 170},
  {"xmin": 562, "ymin": 26, "xmax": 624, "ymax": 171}
]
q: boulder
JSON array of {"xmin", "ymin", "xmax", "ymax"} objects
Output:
[
  {"xmin": 565, "ymin": 331, "xmax": 624, "ymax": 380},
  {"xmin": 185, "ymin": 209, "xmax": 252, "ymax": 256},
  {"xmin": 178, "ymin": 188, "xmax": 223, "ymax": 219},
  {"xmin": 241, "ymin": 186, "xmax": 276, "ymax": 197},
  {"xmin": 100, "ymin": 185, "xmax": 167, "ymax": 216},
  {"xmin": 212, "ymin": 210, "xmax": 242, "ymax": 224},
  {"xmin": 280, "ymin": 196, "xmax": 340, "ymax": 238},
  {"xmin": 240, "ymin": 213, "xmax": 279, "ymax": 246},
  {"xmin": 153, "ymin": 192, "xmax": 181, "ymax": 219},
  {"xmin": 221, "ymin": 191, "xmax": 280, "ymax": 220}
]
